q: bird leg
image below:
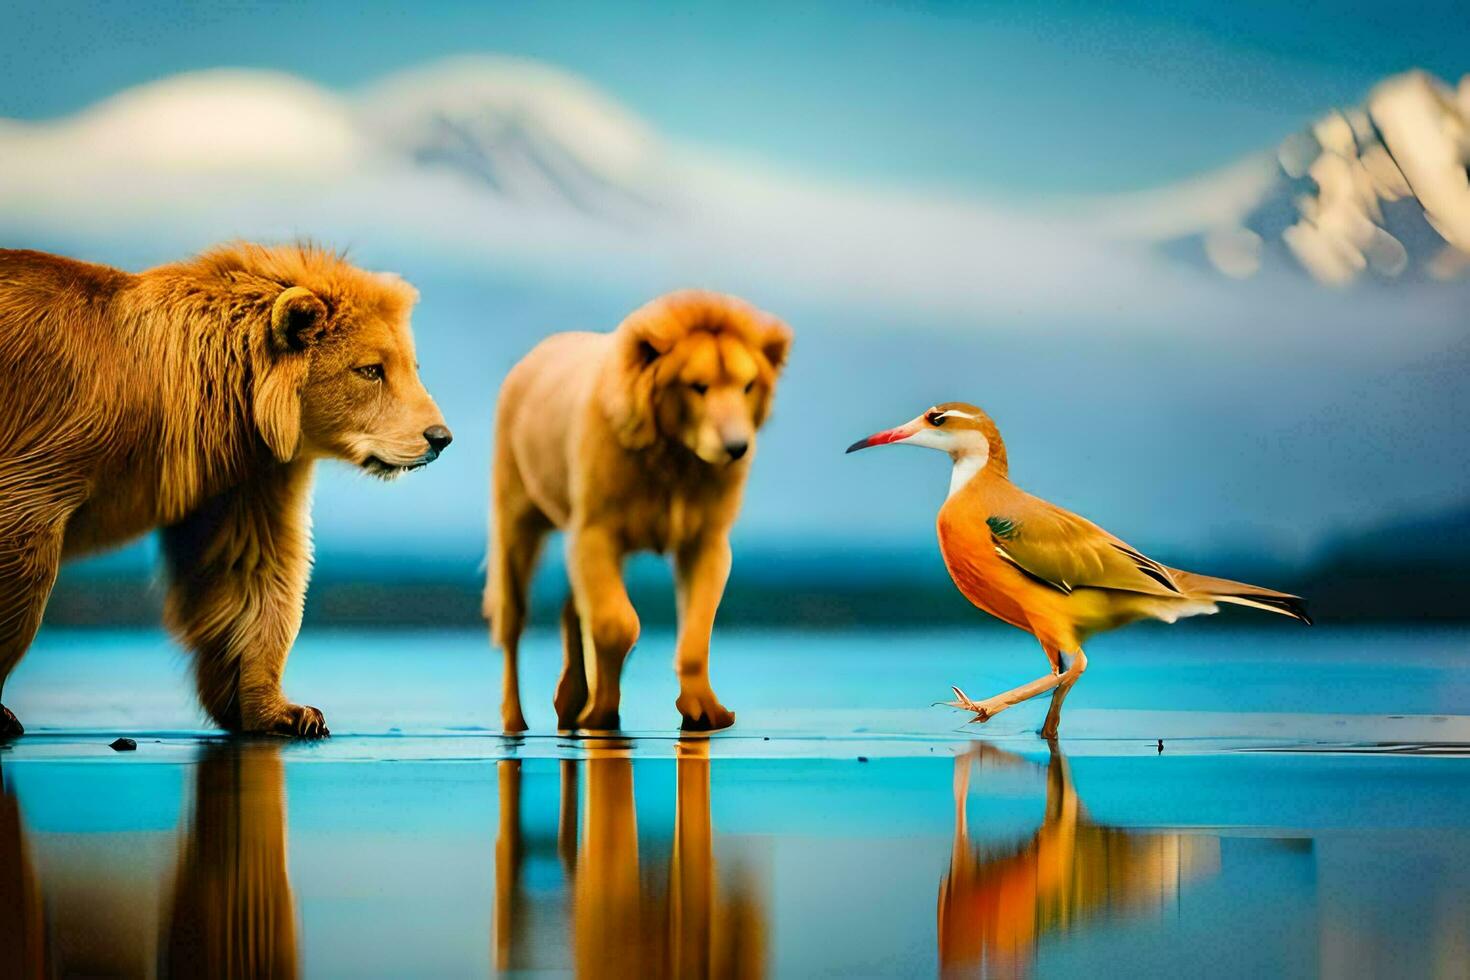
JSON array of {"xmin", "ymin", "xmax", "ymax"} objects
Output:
[
  {"xmin": 943, "ymin": 673, "xmax": 1065, "ymax": 723},
  {"xmin": 944, "ymin": 650, "xmax": 1088, "ymax": 730},
  {"xmin": 1039, "ymin": 650, "xmax": 1087, "ymax": 738}
]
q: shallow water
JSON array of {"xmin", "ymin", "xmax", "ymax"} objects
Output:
[{"xmin": 1, "ymin": 625, "xmax": 1467, "ymax": 977}]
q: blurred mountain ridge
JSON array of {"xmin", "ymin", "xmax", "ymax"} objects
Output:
[{"xmin": 361, "ymin": 57, "xmax": 671, "ymax": 221}]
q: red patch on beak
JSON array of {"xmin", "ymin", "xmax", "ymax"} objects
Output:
[{"xmin": 845, "ymin": 427, "xmax": 907, "ymax": 453}]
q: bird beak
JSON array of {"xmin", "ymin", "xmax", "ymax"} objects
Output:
[{"xmin": 845, "ymin": 416, "xmax": 925, "ymax": 453}]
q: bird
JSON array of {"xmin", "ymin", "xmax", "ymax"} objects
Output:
[{"xmin": 846, "ymin": 402, "xmax": 1310, "ymax": 738}]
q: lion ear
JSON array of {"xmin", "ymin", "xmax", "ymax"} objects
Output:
[
  {"xmin": 635, "ymin": 338, "xmax": 661, "ymax": 366},
  {"xmin": 254, "ymin": 286, "xmax": 321, "ymax": 462},
  {"xmin": 761, "ymin": 320, "xmax": 793, "ymax": 372},
  {"xmin": 270, "ymin": 286, "xmax": 329, "ymax": 353},
  {"xmin": 603, "ymin": 322, "xmax": 671, "ymax": 450},
  {"xmin": 625, "ymin": 318, "xmax": 675, "ymax": 365},
  {"xmin": 253, "ymin": 358, "xmax": 307, "ymax": 462}
]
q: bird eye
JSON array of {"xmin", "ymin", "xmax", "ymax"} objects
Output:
[
  {"xmin": 354, "ymin": 364, "xmax": 384, "ymax": 382},
  {"xmin": 690, "ymin": 382, "xmax": 708, "ymax": 395},
  {"xmin": 927, "ymin": 412, "xmax": 946, "ymax": 426}
]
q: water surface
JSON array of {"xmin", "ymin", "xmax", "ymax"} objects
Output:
[{"xmin": 1, "ymin": 625, "xmax": 1466, "ymax": 977}]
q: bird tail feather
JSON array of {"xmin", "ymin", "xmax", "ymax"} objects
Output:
[{"xmin": 1169, "ymin": 570, "xmax": 1313, "ymax": 625}]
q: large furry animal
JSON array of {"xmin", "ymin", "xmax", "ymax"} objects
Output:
[
  {"xmin": 0, "ymin": 243, "xmax": 451, "ymax": 738},
  {"xmin": 486, "ymin": 291, "xmax": 792, "ymax": 732}
]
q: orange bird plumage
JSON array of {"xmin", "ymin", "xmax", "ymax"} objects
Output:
[{"xmin": 847, "ymin": 402, "xmax": 1310, "ymax": 737}]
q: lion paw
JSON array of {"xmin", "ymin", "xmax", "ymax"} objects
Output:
[
  {"xmin": 269, "ymin": 703, "xmax": 330, "ymax": 739},
  {"xmin": 575, "ymin": 705, "xmax": 621, "ymax": 732},
  {"xmin": 0, "ymin": 704, "xmax": 23, "ymax": 740},
  {"xmin": 676, "ymin": 691, "xmax": 735, "ymax": 732},
  {"xmin": 553, "ymin": 681, "xmax": 588, "ymax": 731}
]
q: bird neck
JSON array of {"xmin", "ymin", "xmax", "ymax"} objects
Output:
[{"xmin": 947, "ymin": 450, "xmax": 995, "ymax": 499}]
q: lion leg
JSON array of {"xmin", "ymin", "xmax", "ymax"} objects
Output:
[
  {"xmin": 485, "ymin": 452, "xmax": 550, "ymax": 734},
  {"xmin": 164, "ymin": 742, "xmax": 297, "ymax": 977},
  {"xmin": 554, "ymin": 596, "xmax": 589, "ymax": 729},
  {"xmin": 672, "ymin": 534, "xmax": 735, "ymax": 731},
  {"xmin": 0, "ymin": 518, "xmax": 65, "ymax": 740},
  {"xmin": 493, "ymin": 759, "xmax": 524, "ymax": 972},
  {"xmin": 671, "ymin": 737, "xmax": 714, "ymax": 973},
  {"xmin": 162, "ymin": 462, "xmax": 326, "ymax": 737},
  {"xmin": 573, "ymin": 750, "xmax": 639, "ymax": 976},
  {"xmin": 568, "ymin": 527, "xmax": 638, "ymax": 732}
]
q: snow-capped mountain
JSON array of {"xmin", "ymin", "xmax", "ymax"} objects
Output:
[
  {"xmin": 1092, "ymin": 70, "xmax": 1470, "ymax": 285},
  {"xmin": 0, "ymin": 58, "xmax": 1465, "ymax": 345},
  {"xmin": 360, "ymin": 58, "xmax": 672, "ymax": 221}
]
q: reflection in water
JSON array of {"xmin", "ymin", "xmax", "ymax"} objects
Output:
[
  {"xmin": 0, "ymin": 760, "xmax": 47, "ymax": 977},
  {"xmin": 0, "ymin": 743, "xmax": 298, "ymax": 978},
  {"xmin": 0, "ymin": 739, "xmax": 1462, "ymax": 974},
  {"xmin": 495, "ymin": 739, "xmax": 766, "ymax": 978},
  {"xmin": 939, "ymin": 744, "xmax": 1220, "ymax": 978},
  {"xmin": 165, "ymin": 741, "xmax": 299, "ymax": 978}
]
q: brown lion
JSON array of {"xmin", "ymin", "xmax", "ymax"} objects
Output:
[
  {"xmin": 486, "ymin": 290, "xmax": 792, "ymax": 732},
  {"xmin": 0, "ymin": 243, "xmax": 451, "ymax": 738}
]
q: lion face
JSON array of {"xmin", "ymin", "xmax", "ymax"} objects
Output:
[
  {"xmin": 608, "ymin": 291, "xmax": 792, "ymax": 465},
  {"xmin": 657, "ymin": 331, "xmax": 769, "ymax": 464},
  {"xmin": 256, "ymin": 279, "xmax": 450, "ymax": 478},
  {"xmin": 300, "ymin": 313, "xmax": 450, "ymax": 478}
]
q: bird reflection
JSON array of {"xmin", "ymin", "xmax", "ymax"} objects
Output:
[
  {"xmin": 939, "ymin": 743, "xmax": 1220, "ymax": 979},
  {"xmin": 494, "ymin": 739, "xmax": 765, "ymax": 978},
  {"xmin": 0, "ymin": 760, "xmax": 47, "ymax": 977},
  {"xmin": 164, "ymin": 740, "xmax": 300, "ymax": 979}
]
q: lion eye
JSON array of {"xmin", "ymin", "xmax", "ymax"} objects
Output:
[
  {"xmin": 690, "ymin": 382, "xmax": 708, "ymax": 395},
  {"xmin": 744, "ymin": 381, "xmax": 755, "ymax": 394},
  {"xmin": 354, "ymin": 364, "xmax": 384, "ymax": 382}
]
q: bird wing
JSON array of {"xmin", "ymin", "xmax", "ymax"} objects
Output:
[{"xmin": 985, "ymin": 497, "xmax": 1182, "ymax": 597}]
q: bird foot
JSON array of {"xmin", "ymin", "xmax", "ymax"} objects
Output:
[{"xmin": 938, "ymin": 686, "xmax": 992, "ymax": 724}]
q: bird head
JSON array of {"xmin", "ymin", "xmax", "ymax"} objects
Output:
[{"xmin": 845, "ymin": 401, "xmax": 1007, "ymax": 472}]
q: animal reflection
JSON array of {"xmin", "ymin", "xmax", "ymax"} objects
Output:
[
  {"xmin": 0, "ymin": 760, "xmax": 47, "ymax": 977},
  {"xmin": 495, "ymin": 740, "xmax": 765, "ymax": 978},
  {"xmin": 939, "ymin": 744, "xmax": 1220, "ymax": 978},
  {"xmin": 0, "ymin": 743, "xmax": 298, "ymax": 978},
  {"xmin": 164, "ymin": 741, "xmax": 300, "ymax": 979},
  {"xmin": 0, "ymin": 759, "xmax": 175, "ymax": 975}
]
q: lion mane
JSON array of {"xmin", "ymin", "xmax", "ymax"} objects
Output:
[{"xmin": 0, "ymin": 242, "xmax": 420, "ymax": 736}]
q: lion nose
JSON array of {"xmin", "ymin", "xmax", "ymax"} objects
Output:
[
  {"xmin": 424, "ymin": 425, "xmax": 453, "ymax": 454},
  {"xmin": 725, "ymin": 439, "xmax": 748, "ymax": 460}
]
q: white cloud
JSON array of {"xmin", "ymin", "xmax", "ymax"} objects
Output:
[
  {"xmin": 2, "ymin": 69, "xmax": 361, "ymax": 177},
  {"xmin": 0, "ymin": 58, "xmax": 1464, "ymax": 355}
]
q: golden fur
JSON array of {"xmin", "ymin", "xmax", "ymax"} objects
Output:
[
  {"xmin": 486, "ymin": 290, "xmax": 792, "ymax": 731},
  {"xmin": 0, "ymin": 243, "xmax": 449, "ymax": 737}
]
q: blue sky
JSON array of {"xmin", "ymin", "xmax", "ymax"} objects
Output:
[
  {"xmin": 6, "ymin": 0, "xmax": 1468, "ymax": 193},
  {"xmin": 3, "ymin": 1, "xmax": 1468, "ymax": 572}
]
